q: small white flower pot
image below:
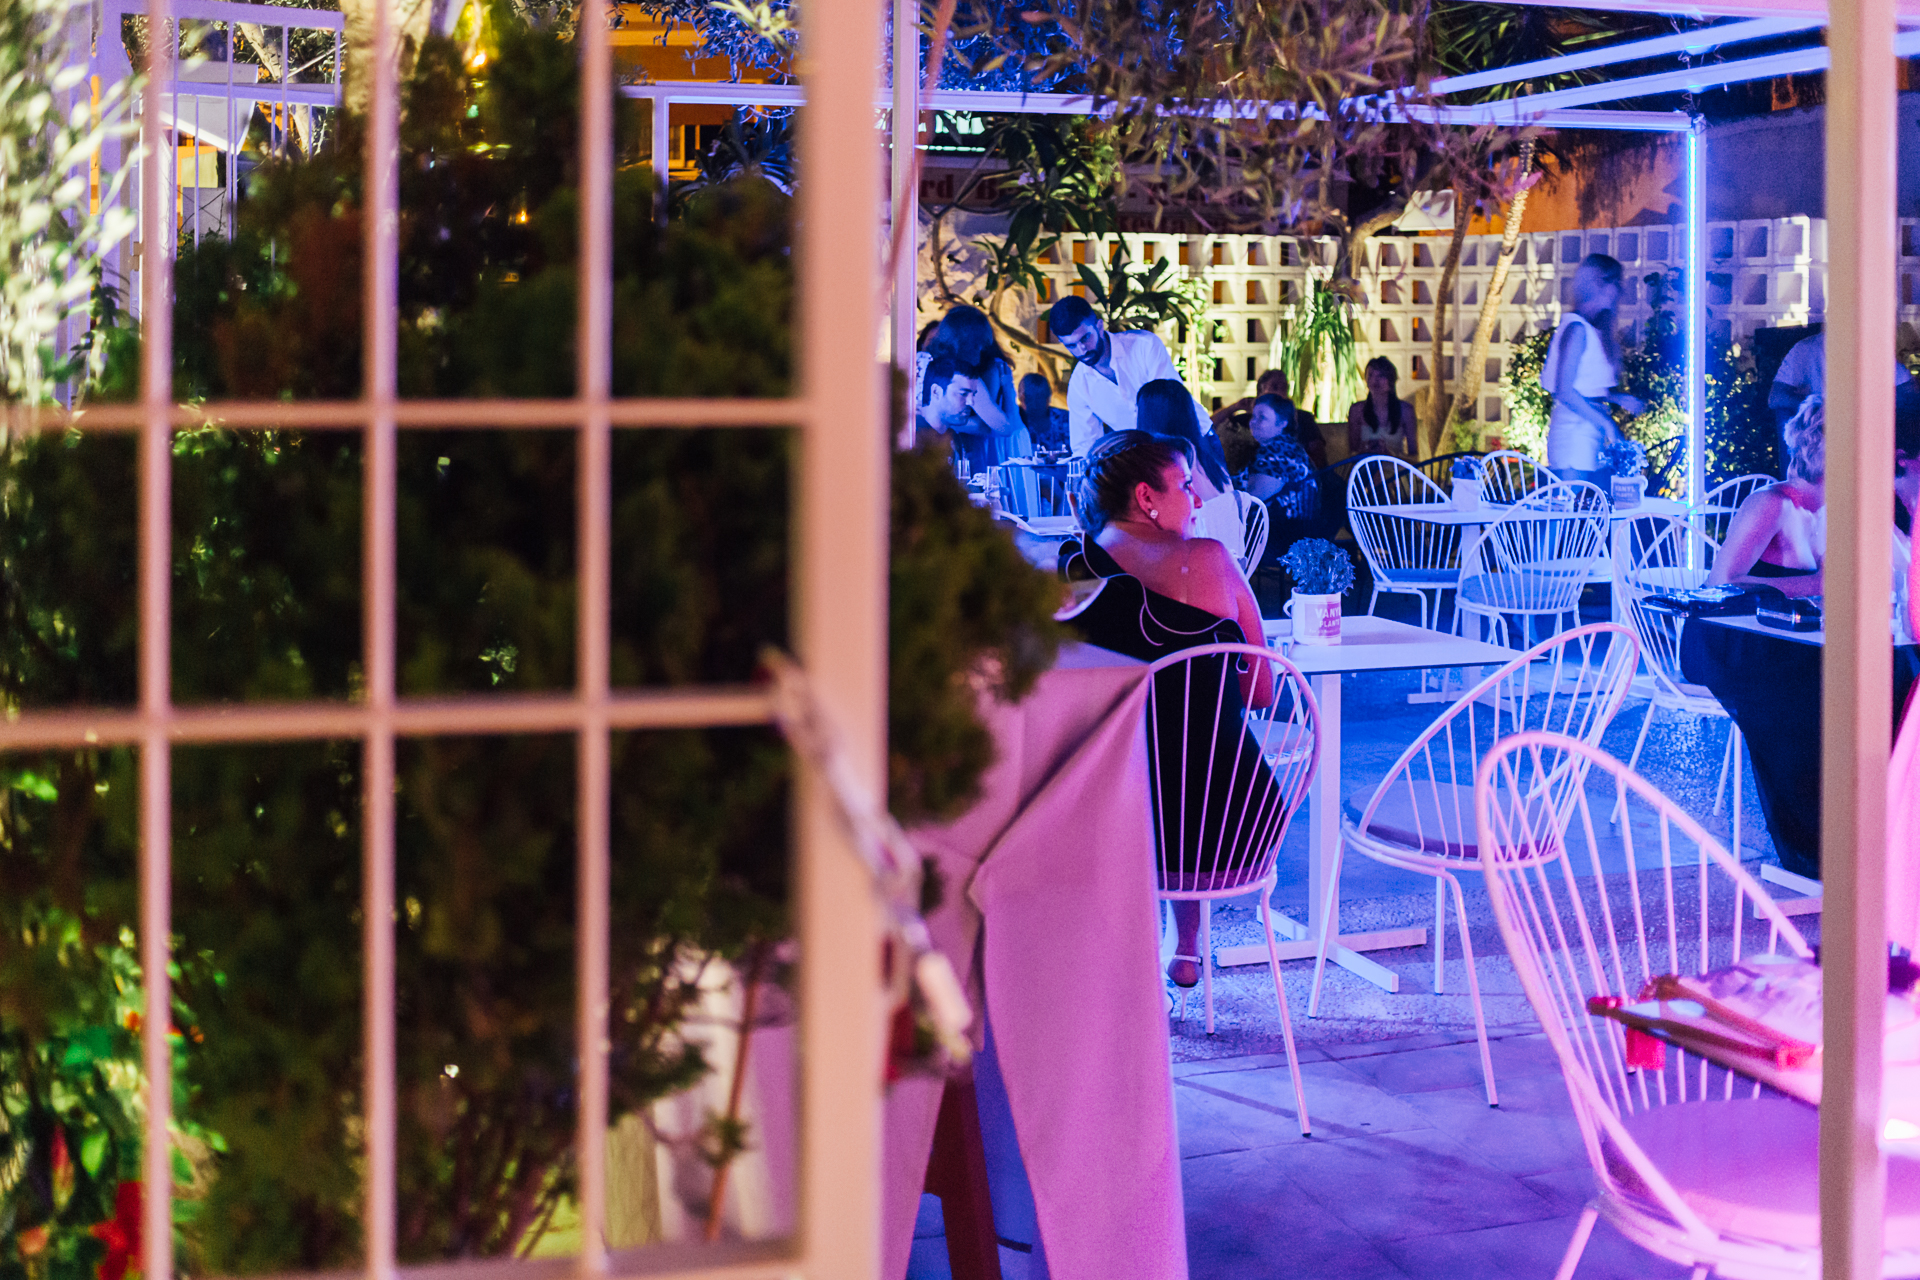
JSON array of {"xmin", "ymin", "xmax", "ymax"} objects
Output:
[
  {"xmin": 1453, "ymin": 477, "xmax": 1482, "ymax": 511},
  {"xmin": 1611, "ymin": 474, "xmax": 1647, "ymax": 508},
  {"xmin": 1287, "ymin": 592, "xmax": 1343, "ymax": 645}
]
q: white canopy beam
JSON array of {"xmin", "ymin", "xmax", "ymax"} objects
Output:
[
  {"xmin": 1430, "ymin": 15, "xmax": 1821, "ymax": 96},
  {"xmin": 1484, "ymin": 0, "xmax": 1920, "ymax": 20}
]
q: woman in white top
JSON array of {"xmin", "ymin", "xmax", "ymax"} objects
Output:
[
  {"xmin": 1345, "ymin": 356, "xmax": 1418, "ymax": 460},
  {"xmin": 1542, "ymin": 254, "xmax": 1645, "ymax": 486},
  {"xmin": 1135, "ymin": 378, "xmax": 1251, "ymax": 558}
]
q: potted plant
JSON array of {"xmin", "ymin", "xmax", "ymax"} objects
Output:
[
  {"xmin": 1278, "ymin": 538, "xmax": 1356, "ymax": 644},
  {"xmin": 1603, "ymin": 439, "xmax": 1649, "ymax": 508},
  {"xmin": 1450, "ymin": 454, "xmax": 1484, "ymax": 510}
]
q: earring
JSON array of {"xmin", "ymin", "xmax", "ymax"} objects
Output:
[{"xmin": 1148, "ymin": 509, "xmax": 1159, "ymax": 519}]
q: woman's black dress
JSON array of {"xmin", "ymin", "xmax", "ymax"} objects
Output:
[{"xmin": 1059, "ymin": 539, "xmax": 1294, "ymax": 891}]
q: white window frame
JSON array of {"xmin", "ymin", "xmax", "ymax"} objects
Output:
[{"xmin": 10, "ymin": 0, "xmax": 888, "ymax": 1276}]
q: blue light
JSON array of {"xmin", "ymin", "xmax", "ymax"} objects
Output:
[{"xmin": 1687, "ymin": 122, "xmax": 1704, "ymax": 505}]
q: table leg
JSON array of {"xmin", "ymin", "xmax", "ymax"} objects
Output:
[{"xmin": 1215, "ymin": 670, "xmax": 1425, "ymax": 988}]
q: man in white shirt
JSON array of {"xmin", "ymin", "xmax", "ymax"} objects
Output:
[
  {"xmin": 1769, "ymin": 328, "xmax": 1912, "ymax": 429},
  {"xmin": 1048, "ymin": 296, "xmax": 1192, "ymax": 455}
]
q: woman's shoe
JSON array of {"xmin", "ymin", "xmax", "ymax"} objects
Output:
[{"xmin": 1167, "ymin": 955, "xmax": 1202, "ymax": 989}]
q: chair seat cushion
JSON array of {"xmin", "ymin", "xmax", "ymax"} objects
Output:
[
  {"xmin": 1458, "ymin": 567, "xmax": 1587, "ymax": 611},
  {"xmin": 1608, "ymin": 1099, "xmax": 1920, "ymax": 1250},
  {"xmin": 1344, "ymin": 782, "xmax": 1478, "ymax": 859},
  {"xmin": 1379, "ymin": 567, "xmax": 1460, "ymax": 585}
]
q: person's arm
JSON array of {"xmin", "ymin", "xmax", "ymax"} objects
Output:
[
  {"xmin": 1246, "ymin": 472, "xmax": 1283, "ymax": 500},
  {"xmin": 1294, "ymin": 411, "xmax": 1328, "ymax": 469},
  {"xmin": 1346, "ymin": 402, "xmax": 1367, "ymax": 457},
  {"xmin": 1549, "ymin": 323, "xmax": 1625, "ymax": 442},
  {"xmin": 1211, "ymin": 396, "xmax": 1256, "ymax": 431},
  {"xmin": 1396, "ymin": 401, "xmax": 1420, "ymax": 458},
  {"xmin": 969, "ymin": 361, "xmax": 1019, "ymax": 434}
]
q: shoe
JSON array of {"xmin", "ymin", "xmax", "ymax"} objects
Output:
[{"xmin": 1167, "ymin": 955, "xmax": 1202, "ymax": 989}]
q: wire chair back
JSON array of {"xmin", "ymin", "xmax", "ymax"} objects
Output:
[
  {"xmin": 1142, "ymin": 642, "xmax": 1319, "ymax": 899},
  {"xmin": 1347, "ymin": 454, "xmax": 1462, "ymax": 629},
  {"xmin": 1457, "ymin": 481, "xmax": 1610, "ymax": 646},
  {"xmin": 1240, "ymin": 493, "xmax": 1270, "ymax": 573},
  {"xmin": 1479, "ymin": 449, "xmax": 1554, "ymax": 506},
  {"xmin": 1699, "ymin": 473, "xmax": 1775, "ymax": 547},
  {"xmin": 1349, "ymin": 623, "xmax": 1638, "ymax": 873},
  {"xmin": 1612, "ymin": 514, "xmax": 1718, "ymax": 702},
  {"xmin": 1472, "ymin": 732, "xmax": 1841, "ymax": 1273}
]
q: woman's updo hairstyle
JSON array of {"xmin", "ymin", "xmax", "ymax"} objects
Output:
[
  {"xmin": 1078, "ymin": 430, "xmax": 1193, "ymax": 536},
  {"xmin": 1784, "ymin": 395, "xmax": 1826, "ymax": 482}
]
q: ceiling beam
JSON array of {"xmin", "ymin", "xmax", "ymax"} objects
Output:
[{"xmin": 1431, "ymin": 15, "xmax": 1820, "ymax": 95}]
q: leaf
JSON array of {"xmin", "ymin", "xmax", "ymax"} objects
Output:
[{"xmin": 79, "ymin": 1130, "xmax": 108, "ymax": 1178}]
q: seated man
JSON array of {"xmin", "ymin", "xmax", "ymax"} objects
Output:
[{"xmin": 916, "ymin": 356, "xmax": 982, "ymax": 467}]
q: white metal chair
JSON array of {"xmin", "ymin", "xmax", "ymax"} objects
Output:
[
  {"xmin": 1239, "ymin": 493, "xmax": 1270, "ymax": 575},
  {"xmin": 1309, "ymin": 622, "xmax": 1639, "ymax": 1105},
  {"xmin": 1146, "ymin": 641, "xmax": 1319, "ymax": 1135},
  {"xmin": 1612, "ymin": 514, "xmax": 1746, "ymax": 859},
  {"xmin": 1479, "ymin": 448, "xmax": 1554, "ymax": 506},
  {"xmin": 1456, "ymin": 480, "xmax": 1611, "ymax": 650},
  {"xmin": 1698, "ymin": 472, "xmax": 1775, "ymax": 547},
  {"xmin": 1473, "ymin": 732, "xmax": 1920, "ymax": 1280},
  {"xmin": 1347, "ymin": 454, "xmax": 1462, "ymax": 630}
]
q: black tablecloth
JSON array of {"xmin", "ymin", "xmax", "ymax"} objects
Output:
[{"xmin": 1680, "ymin": 621, "xmax": 1920, "ymax": 878}]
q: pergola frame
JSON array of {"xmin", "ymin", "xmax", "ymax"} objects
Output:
[{"xmin": 13, "ymin": 0, "xmax": 1898, "ymax": 1276}]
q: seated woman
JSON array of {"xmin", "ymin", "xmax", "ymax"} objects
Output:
[
  {"xmin": 1058, "ymin": 431, "xmax": 1290, "ymax": 988},
  {"xmin": 1134, "ymin": 377, "xmax": 1252, "ymax": 559},
  {"xmin": 1237, "ymin": 393, "xmax": 1317, "ymax": 518},
  {"xmin": 1346, "ymin": 356, "xmax": 1419, "ymax": 461},
  {"xmin": 1707, "ymin": 397, "xmax": 1826, "ymax": 599}
]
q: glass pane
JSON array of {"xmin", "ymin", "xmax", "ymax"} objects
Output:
[
  {"xmin": 606, "ymin": 727, "xmax": 794, "ymax": 1248},
  {"xmin": 170, "ymin": 742, "xmax": 363, "ymax": 1274},
  {"xmin": 0, "ymin": 748, "xmax": 141, "ymax": 1280},
  {"xmin": 0, "ymin": 435, "xmax": 138, "ymax": 709},
  {"xmin": 172, "ymin": 430, "xmax": 364, "ymax": 704},
  {"xmin": 610, "ymin": 428, "xmax": 791, "ymax": 687},
  {"xmin": 394, "ymin": 734, "xmax": 576, "ymax": 1261}
]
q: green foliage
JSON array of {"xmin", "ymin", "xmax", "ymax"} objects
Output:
[
  {"xmin": 3, "ymin": 13, "xmax": 1065, "ymax": 1270},
  {"xmin": 1278, "ymin": 538, "xmax": 1356, "ymax": 597},
  {"xmin": 1278, "ymin": 281, "xmax": 1362, "ymax": 425},
  {"xmin": 890, "ymin": 443, "xmax": 1062, "ymax": 824},
  {"xmin": 1073, "ymin": 252, "xmax": 1200, "ymax": 338},
  {"xmin": 1502, "ymin": 329, "xmax": 1552, "ymax": 458}
]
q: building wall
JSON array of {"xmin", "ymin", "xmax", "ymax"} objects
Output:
[{"xmin": 924, "ymin": 211, "xmax": 1920, "ymax": 447}]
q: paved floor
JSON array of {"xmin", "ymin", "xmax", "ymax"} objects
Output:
[{"xmin": 907, "ymin": 598, "xmax": 1805, "ymax": 1279}]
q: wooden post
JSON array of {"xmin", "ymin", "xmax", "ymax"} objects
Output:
[{"xmin": 1823, "ymin": 0, "xmax": 1895, "ymax": 1274}]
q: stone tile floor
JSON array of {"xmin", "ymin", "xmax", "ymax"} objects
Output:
[{"xmin": 907, "ymin": 601, "xmax": 1808, "ymax": 1279}]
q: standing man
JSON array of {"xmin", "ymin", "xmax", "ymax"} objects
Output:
[
  {"xmin": 1048, "ymin": 296, "xmax": 1193, "ymax": 454},
  {"xmin": 1770, "ymin": 326, "xmax": 1912, "ymax": 431}
]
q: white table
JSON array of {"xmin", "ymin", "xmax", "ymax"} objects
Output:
[
  {"xmin": 1210, "ymin": 614, "xmax": 1516, "ymax": 990},
  {"xmin": 1701, "ymin": 612, "xmax": 1825, "ymax": 647}
]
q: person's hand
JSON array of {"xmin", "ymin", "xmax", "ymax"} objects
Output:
[{"xmin": 1614, "ymin": 393, "xmax": 1646, "ymax": 417}]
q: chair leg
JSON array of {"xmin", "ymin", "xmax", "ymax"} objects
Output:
[
  {"xmin": 1201, "ymin": 899, "xmax": 1215, "ymax": 1037},
  {"xmin": 1713, "ymin": 718, "xmax": 1735, "ymax": 816},
  {"xmin": 1447, "ymin": 871, "xmax": 1498, "ymax": 1107},
  {"xmin": 1731, "ymin": 725, "xmax": 1745, "ymax": 862},
  {"xmin": 1257, "ymin": 896, "xmax": 1311, "ymax": 1137},
  {"xmin": 1612, "ymin": 701, "xmax": 1658, "ymax": 825},
  {"xmin": 1552, "ymin": 1204, "xmax": 1599, "ymax": 1280},
  {"xmin": 1309, "ymin": 837, "xmax": 1349, "ymax": 1017},
  {"xmin": 1432, "ymin": 876, "xmax": 1448, "ymax": 995}
]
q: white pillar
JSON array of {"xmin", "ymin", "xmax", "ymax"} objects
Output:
[
  {"xmin": 1822, "ymin": 0, "xmax": 1895, "ymax": 1273},
  {"xmin": 891, "ymin": 0, "xmax": 920, "ymax": 396},
  {"xmin": 1686, "ymin": 122, "xmax": 1704, "ymax": 506},
  {"xmin": 797, "ymin": 0, "xmax": 889, "ymax": 1274}
]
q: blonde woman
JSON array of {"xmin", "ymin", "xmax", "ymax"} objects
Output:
[
  {"xmin": 1709, "ymin": 396, "xmax": 1826, "ymax": 598},
  {"xmin": 1542, "ymin": 254, "xmax": 1646, "ymax": 486}
]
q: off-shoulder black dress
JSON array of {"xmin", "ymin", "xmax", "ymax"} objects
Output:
[{"xmin": 1058, "ymin": 540, "xmax": 1293, "ymax": 891}]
